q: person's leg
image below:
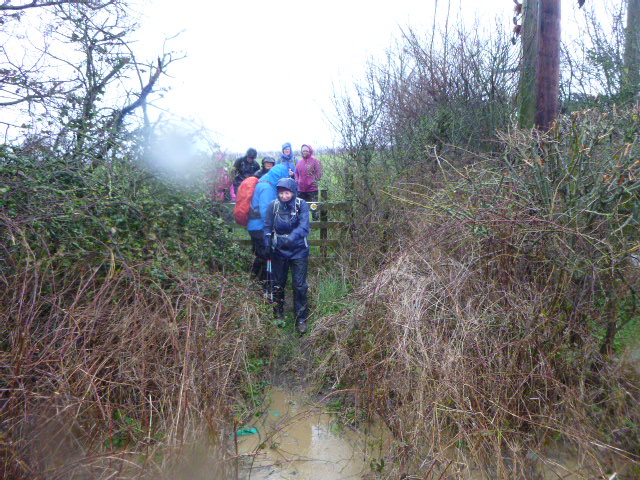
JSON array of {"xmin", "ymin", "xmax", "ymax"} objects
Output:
[
  {"xmin": 306, "ymin": 190, "xmax": 319, "ymax": 203},
  {"xmin": 232, "ymin": 180, "xmax": 240, "ymax": 200},
  {"xmin": 271, "ymin": 256, "xmax": 289, "ymax": 320},
  {"xmin": 249, "ymin": 230, "xmax": 267, "ymax": 282},
  {"xmin": 290, "ymin": 257, "xmax": 309, "ymax": 332},
  {"xmin": 300, "ymin": 191, "xmax": 319, "ymax": 220}
]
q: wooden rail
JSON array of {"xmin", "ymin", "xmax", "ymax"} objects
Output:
[{"xmin": 222, "ymin": 190, "xmax": 348, "ymax": 260}]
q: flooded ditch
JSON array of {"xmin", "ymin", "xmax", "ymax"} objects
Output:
[
  {"xmin": 233, "ymin": 387, "xmax": 631, "ymax": 480},
  {"xmin": 236, "ymin": 387, "xmax": 389, "ymax": 480}
]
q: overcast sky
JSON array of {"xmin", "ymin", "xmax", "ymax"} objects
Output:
[{"xmin": 134, "ymin": 0, "xmax": 598, "ymax": 154}]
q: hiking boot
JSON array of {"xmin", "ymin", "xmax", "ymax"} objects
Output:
[
  {"xmin": 295, "ymin": 320, "xmax": 307, "ymax": 334},
  {"xmin": 263, "ymin": 290, "xmax": 274, "ymax": 303}
]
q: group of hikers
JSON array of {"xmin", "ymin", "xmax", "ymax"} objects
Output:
[{"xmin": 216, "ymin": 142, "xmax": 323, "ymax": 334}]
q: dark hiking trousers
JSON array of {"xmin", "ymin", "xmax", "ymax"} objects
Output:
[
  {"xmin": 249, "ymin": 230, "xmax": 270, "ymax": 291},
  {"xmin": 298, "ymin": 191, "xmax": 319, "ymax": 220},
  {"xmin": 271, "ymin": 256, "xmax": 308, "ymax": 322}
]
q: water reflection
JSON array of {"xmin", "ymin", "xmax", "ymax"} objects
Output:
[
  {"xmin": 238, "ymin": 388, "xmax": 387, "ymax": 480},
  {"xmin": 237, "ymin": 388, "xmax": 622, "ymax": 479}
]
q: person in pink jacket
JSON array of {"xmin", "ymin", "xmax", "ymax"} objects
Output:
[
  {"xmin": 211, "ymin": 167, "xmax": 232, "ymax": 202},
  {"xmin": 294, "ymin": 144, "xmax": 323, "ymax": 219}
]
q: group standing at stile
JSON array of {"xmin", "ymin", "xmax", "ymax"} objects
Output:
[{"xmin": 220, "ymin": 143, "xmax": 323, "ymax": 334}]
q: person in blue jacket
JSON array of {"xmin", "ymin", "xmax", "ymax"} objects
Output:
[
  {"xmin": 247, "ymin": 164, "xmax": 291, "ymax": 291},
  {"xmin": 276, "ymin": 142, "xmax": 297, "ymax": 178},
  {"xmin": 263, "ymin": 177, "xmax": 310, "ymax": 334}
]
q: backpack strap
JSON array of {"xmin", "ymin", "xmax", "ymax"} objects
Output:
[{"xmin": 272, "ymin": 198, "xmax": 303, "ymax": 223}]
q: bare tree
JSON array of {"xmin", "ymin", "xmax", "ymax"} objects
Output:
[
  {"xmin": 50, "ymin": 3, "xmax": 174, "ymax": 163},
  {"xmin": 566, "ymin": 1, "xmax": 625, "ymax": 102},
  {"xmin": 333, "ymin": 17, "xmax": 519, "ymax": 183},
  {"xmin": 0, "ymin": 0, "xmax": 111, "ymax": 11},
  {"xmin": 331, "ymin": 70, "xmax": 386, "ymax": 201},
  {"xmin": 0, "ymin": 0, "xmax": 177, "ymax": 164},
  {"xmin": 559, "ymin": 0, "xmax": 639, "ymax": 107},
  {"xmin": 0, "ymin": 2, "xmax": 119, "ymax": 111}
]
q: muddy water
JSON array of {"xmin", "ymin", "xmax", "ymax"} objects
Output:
[
  {"xmin": 237, "ymin": 388, "xmax": 388, "ymax": 480},
  {"xmin": 236, "ymin": 388, "xmax": 630, "ymax": 480}
]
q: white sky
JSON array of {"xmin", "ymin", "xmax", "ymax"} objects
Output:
[
  {"xmin": 130, "ymin": 0, "xmax": 600, "ymax": 154},
  {"xmin": 133, "ymin": 0, "xmax": 512, "ymax": 154}
]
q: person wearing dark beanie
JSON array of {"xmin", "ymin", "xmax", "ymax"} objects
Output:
[
  {"xmin": 254, "ymin": 156, "xmax": 276, "ymax": 179},
  {"xmin": 232, "ymin": 147, "xmax": 260, "ymax": 193}
]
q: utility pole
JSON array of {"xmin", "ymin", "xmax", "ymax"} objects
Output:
[
  {"xmin": 535, "ymin": 0, "xmax": 561, "ymax": 130},
  {"xmin": 517, "ymin": 0, "xmax": 561, "ymax": 131}
]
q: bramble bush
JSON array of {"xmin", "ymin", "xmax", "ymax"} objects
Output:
[
  {"xmin": 0, "ymin": 141, "xmax": 276, "ymax": 479},
  {"xmin": 0, "ymin": 143, "xmax": 248, "ymax": 279},
  {"xmin": 310, "ymin": 105, "xmax": 640, "ymax": 479}
]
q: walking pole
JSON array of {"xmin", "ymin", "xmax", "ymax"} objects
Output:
[{"xmin": 266, "ymin": 258, "xmax": 273, "ymax": 302}]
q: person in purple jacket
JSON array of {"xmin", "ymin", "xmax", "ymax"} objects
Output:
[{"xmin": 294, "ymin": 144, "xmax": 323, "ymax": 220}]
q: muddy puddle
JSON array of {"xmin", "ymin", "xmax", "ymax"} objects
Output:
[
  {"xmin": 235, "ymin": 387, "xmax": 631, "ymax": 480},
  {"xmin": 237, "ymin": 387, "xmax": 389, "ymax": 480}
]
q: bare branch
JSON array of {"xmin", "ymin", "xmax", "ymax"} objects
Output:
[
  {"xmin": 0, "ymin": 0, "xmax": 113, "ymax": 12},
  {"xmin": 0, "ymin": 92, "xmax": 49, "ymax": 106},
  {"xmin": 113, "ymin": 56, "xmax": 162, "ymax": 129}
]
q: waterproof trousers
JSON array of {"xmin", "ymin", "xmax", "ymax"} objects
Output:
[
  {"xmin": 298, "ymin": 191, "xmax": 318, "ymax": 202},
  {"xmin": 249, "ymin": 230, "xmax": 269, "ymax": 290},
  {"xmin": 271, "ymin": 256, "xmax": 308, "ymax": 323},
  {"xmin": 298, "ymin": 191, "xmax": 319, "ymax": 220}
]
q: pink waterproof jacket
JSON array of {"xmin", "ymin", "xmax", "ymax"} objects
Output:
[
  {"xmin": 210, "ymin": 167, "xmax": 232, "ymax": 202},
  {"xmin": 294, "ymin": 145, "xmax": 323, "ymax": 193}
]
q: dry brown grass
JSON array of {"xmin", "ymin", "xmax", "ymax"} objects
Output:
[
  {"xmin": 309, "ymin": 188, "xmax": 640, "ymax": 479},
  {"xmin": 0, "ymin": 219, "xmax": 276, "ymax": 479}
]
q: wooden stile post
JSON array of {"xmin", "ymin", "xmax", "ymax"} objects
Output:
[{"xmin": 320, "ymin": 189, "xmax": 328, "ymax": 259}]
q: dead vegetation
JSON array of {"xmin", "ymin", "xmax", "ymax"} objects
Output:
[
  {"xmin": 310, "ymin": 108, "xmax": 640, "ymax": 479},
  {"xmin": 0, "ymin": 215, "xmax": 277, "ymax": 479},
  {"xmin": 311, "ymin": 211, "xmax": 639, "ymax": 478}
]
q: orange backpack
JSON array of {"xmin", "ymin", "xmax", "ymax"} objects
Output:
[{"xmin": 233, "ymin": 176, "xmax": 260, "ymax": 226}]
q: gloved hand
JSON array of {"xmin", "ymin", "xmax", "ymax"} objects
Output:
[
  {"xmin": 264, "ymin": 234, "xmax": 272, "ymax": 250},
  {"xmin": 278, "ymin": 236, "xmax": 290, "ymax": 248}
]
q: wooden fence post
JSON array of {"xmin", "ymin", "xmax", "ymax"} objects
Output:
[{"xmin": 320, "ymin": 189, "xmax": 328, "ymax": 259}]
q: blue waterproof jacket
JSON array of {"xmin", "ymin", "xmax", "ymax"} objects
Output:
[
  {"xmin": 247, "ymin": 164, "xmax": 290, "ymax": 232},
  {"xmin": 264, "ymin": 178, "xmax": 310, "ymax": 260},
  {"xmin": 276, "ymin": 142, "xmax": 297, "ymax": 175}
]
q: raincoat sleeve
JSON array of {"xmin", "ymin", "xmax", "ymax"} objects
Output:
[
  {"xmin": 258, "ymin": 186, "xmax": 274, "ymax": 224},
  {"xmin": 286, "ymin": 200, "xmax": 310, "ymax": 245},
  {"xmin": 263, "ymin": 199, "xmax": 275, "ymax": 240}
]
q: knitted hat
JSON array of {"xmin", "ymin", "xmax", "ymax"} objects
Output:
[{"xmin": 262, "ymin": 156, "xmax": 276, "ymax": 167}]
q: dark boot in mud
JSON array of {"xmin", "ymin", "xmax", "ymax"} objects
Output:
[
  {"xmin": 295, "ymin": 319, "xmax": 307, "ymax": 334},
  {"xmin": 273, "ymin": 285, "xmax": 285, "ymax": 323},
  {"xmin": 274, "ymin": 305, "xmax": 285, "ymax": 322}
]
